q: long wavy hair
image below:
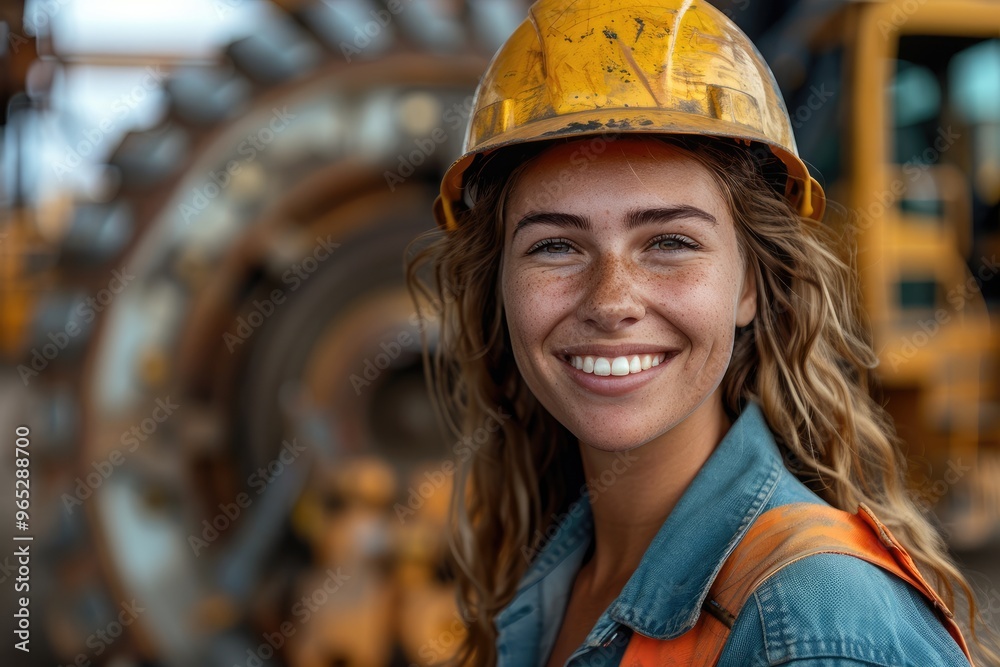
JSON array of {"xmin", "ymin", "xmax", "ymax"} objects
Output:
[{"xmin": 406, "ymin": 135, "xmax": 995, "ymax": 666}]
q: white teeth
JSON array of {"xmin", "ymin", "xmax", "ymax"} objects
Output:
[{"xmin": 569, "ymin": 353, "xmax": 668, "ymax": 376}]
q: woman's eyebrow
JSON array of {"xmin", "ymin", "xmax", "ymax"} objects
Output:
[
  {"xmin": 511, "ymin": 205, "xmax": 717, "ymax": 239},
  {"xmin": 625, "ymin": 205, "xmax": 718, "ymax": 229},
  {"xmin": 511, "ymin": 212, "xmax": 589, "ymax": 238}
]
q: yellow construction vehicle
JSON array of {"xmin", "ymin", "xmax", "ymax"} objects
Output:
[
  {"xmin": 839, "ymin": 0, "xmax": 999, "ymax": 546},
  {"xmin": 757, "ymin": 0, "xmax": 999, "ymax": 546}
]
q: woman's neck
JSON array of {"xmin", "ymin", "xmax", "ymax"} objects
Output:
[{"xmin": 576, "ymin": 391, "xmax": 732, "ymax": 591}]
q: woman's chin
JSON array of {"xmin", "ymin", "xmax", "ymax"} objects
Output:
[{"xmin": 568, "ymin": 422, "xmax": 665, "ymax": 453}]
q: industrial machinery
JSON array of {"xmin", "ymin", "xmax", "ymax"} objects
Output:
[{"xmin": 763, "ymin": 0, "xmax": 1000, "ymax": 547}]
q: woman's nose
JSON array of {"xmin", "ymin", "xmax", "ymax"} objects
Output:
[{"xmin": 576, "ymin": 255, "xmax": 646, "ymax": 332}]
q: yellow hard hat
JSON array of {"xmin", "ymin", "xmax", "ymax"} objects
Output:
[{"xmin": 435, "ymin": 0, "xmax": 826, "ymax": 228}]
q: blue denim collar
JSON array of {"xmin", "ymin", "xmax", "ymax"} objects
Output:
[
  {"xmin": 496, "ymin": 401, "xmax": 786, "ymax": 645},
  {"xmin": 608, "ymin": 400, "xmax": 783, "ymax": 639}
]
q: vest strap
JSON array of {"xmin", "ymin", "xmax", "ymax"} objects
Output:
[{"xmin": 619, "ymin": 503, "xmax": 974, "ymax": 666}]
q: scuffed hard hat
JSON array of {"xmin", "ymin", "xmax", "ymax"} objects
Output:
[{"xmin": 434, "ymin": 0, "xmax": 826, "ymax": 229}]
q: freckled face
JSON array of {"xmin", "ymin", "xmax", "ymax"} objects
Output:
[{"xmin": 500, "ymin": 139, "xmax": 756, "ymax": 451}]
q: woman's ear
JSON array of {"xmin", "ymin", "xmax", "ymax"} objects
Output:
[{"xmin": 736, "ymin": 260, "xmax": 758, "ymax": 328}]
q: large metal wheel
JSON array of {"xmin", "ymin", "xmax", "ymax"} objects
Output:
[{"xmin": 28, "ymin": 3, "xmax": 530, "ymax": 665}]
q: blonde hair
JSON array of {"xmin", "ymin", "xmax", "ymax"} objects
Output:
[{"xmin": 406, "ymin": 136, "xmax": 995, "ymax": 666}]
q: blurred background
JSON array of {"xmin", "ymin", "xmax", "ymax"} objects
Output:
[{"xmin": 0, "ymin": 0, "xmax": 998, "ymax": 665}]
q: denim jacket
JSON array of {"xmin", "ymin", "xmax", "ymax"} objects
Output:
[{"xmin": 494, "ymin": 402, "xmax": 971, "ymax": 666}]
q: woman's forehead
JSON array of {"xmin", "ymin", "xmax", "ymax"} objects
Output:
[
  {"xmin": 506, "ymin": 137, "xmax": 727, "ymax": 217},
  {"xmin": 539, "ymin": 136, "xmax": 688, "ymax": 159}
]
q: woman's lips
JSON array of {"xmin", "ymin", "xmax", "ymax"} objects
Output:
[
  {"xmin": 559, "ymin": 351, "xmax": 677, "ymax": 397},
  {"xmin": 567, "ymin": 353, "xmax": 667, "ymax": 376}
]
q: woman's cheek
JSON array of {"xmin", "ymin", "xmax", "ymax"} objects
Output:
[
  {"xmin": 504, "ymin": 275, "xmax": 546, "ymax": 342},
  {"xmin": 511, "ymin": 268, "xmax": 564, "ymax": 311}
]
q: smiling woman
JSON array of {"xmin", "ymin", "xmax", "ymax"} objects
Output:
[{"xmin": 405, "ymin": 1, "xmax": 992, "ymax": 666}]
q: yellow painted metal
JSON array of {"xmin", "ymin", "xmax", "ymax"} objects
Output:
[
  {"xmin": 0, "ymin": 209, "xmax": 50, "ymax": 360},
  {"xmin": 848, "ymin": 0, "xmax": 1000, "ymax": 509},
  {"xmin": 435, "ymin": 0, "xmax": 826, "ymax": 229}
]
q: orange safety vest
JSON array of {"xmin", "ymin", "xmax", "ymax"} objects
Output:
[{"xmin": 619, "ymin": 503, "xmax": 974, "ymax": 667}]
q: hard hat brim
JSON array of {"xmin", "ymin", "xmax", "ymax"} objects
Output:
[{"xmin": 436, "ymin": 107, "xmax": 825, "ymax": 229}]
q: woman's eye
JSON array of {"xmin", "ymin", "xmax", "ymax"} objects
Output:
[
  {"xmin": 527, "ymin": 239, "xmax": 574, "ymax": 254},
  {"xmin": 650, "ymin": 234, "xmax": 698, "ymax": 252}
]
